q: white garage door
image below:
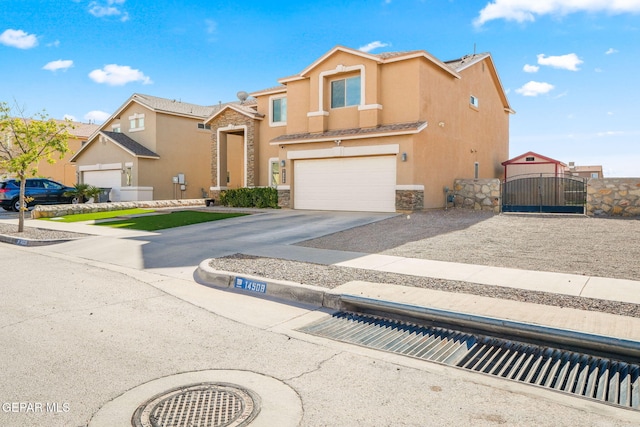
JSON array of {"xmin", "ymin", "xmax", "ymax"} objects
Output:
[
  {"xmin": 83, "ymin": 170, "xmax": 121, "ymax": 202},
  {"xmin": 294, "ymin": 156, "xmax": 396, "ymax": 212}
]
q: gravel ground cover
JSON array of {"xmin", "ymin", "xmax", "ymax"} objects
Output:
[
  {"xmin": 209, "ymin": 210, "xmax": 640, "ymax": 318},
  {"xmin": 0, "ymin": 223, "xmax": 88, "ymax": 239}
]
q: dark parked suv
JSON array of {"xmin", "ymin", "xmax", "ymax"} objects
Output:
[{"xmin": 0, "ymin": 178, "xmax": 77, "ymax": 212}]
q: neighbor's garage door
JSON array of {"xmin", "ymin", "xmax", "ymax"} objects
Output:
[
  {"xmin": 294, "ymin": 156, "xmax": 396, "ymax": 212},
  {"xmin": 83, "ymin": 170, "xmax": 121, "ymax": 201}
]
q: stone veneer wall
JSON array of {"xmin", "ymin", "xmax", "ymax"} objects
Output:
[
  {"xmin": 587, "ymin": 178, "xmax": 640, "ymax": 217},
  {"xmin": 31, "ymin": 199, "xmax": 206, "ymax": 219},
  {"xmin": 452, "ymin": 179, "xmax": 501, "ymax": 213},
  {"xmin": 277, "ymin": 189, "xmax": 291, "ymax": 208},
  {"xmin": 396, "ymin": 190, "xmax": 424, "ymax": 211}
]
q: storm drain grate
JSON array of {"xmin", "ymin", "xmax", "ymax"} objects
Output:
[
  {"xmin": 132, "ymin": 382, "xmax": 260, "ymax": 427},
  {"xmin": 298, "ymin": 311, "xmax": 640, "ymax": 411}
]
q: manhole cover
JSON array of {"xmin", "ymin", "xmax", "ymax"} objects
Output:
[{"xmin": 132, "ymin": 382, "xmax": 261, "ymax": 427}]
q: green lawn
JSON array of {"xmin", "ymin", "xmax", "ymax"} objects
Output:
[
  {"xmin": 42, "ymin": 208, "xmax": 155, "ymax": 222},
  {"xmin": 96, "ymin": 210, "xmax": 247, "ymax": 231}
]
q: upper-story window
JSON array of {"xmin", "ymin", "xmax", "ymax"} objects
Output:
[
  {"xmin": 270, "ymin": 95, "xmax": 287, "ymax": 126},
  {"xmin": 112, "ymin": 124, "xmax": 121, "ymax": 133},
  {"xmin": 331, "ymin": 75, "xmax": 361, "ymax": 108},
  {"xmin": 129, "ymin": 113, "xmax": 145, "ymax": 132},
  {"xmin": 197, "ymin": 123, "xmax": 211, "ymax": 130},
  {"xmin": 470, "ymin": 95, "xmax": 479, "ymax": 108}
]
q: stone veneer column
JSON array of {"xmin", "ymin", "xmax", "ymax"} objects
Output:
[{"xmin": 208, "ymin": 110, "xmax": 257, "ymax": 188}]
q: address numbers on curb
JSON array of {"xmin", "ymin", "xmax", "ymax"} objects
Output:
[{"xmin": 234, "ymin": 277, "xmax": 267, "ymax": 294}]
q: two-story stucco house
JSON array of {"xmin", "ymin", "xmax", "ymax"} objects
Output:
[
  {"xmin": 70, "ymin": 93, "xmax": 220, "ymax": 201},
  {"xmin": 206, "ymin": 45, "xmax": 513, "ymax": 212}
]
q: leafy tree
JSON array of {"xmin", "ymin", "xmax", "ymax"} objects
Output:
[{"xmin": 0, "ymin": 102, "xmax": 73, "ymax": 232}]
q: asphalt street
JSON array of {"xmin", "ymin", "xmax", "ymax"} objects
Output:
[{"xmin": 2, "ymin": 244, "xmax": 636, "ymax": 427}]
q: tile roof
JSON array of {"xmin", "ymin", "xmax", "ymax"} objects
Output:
[
  {"xmin": 271, "ymin": 121, "xmax": 427, "ymax": 143},
  {"xmin": 102, "ymin": 131, "xmax": 160, "ymax": 158}
]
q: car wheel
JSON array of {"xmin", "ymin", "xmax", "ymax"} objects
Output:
[{"xmin": 11, "ymin": 198, "xmax": 22, "ymax": 212}]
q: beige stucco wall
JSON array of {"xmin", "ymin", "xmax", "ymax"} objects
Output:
[
  {"xmin": 140, "ymin": 112, "xmax": 211, "ymax": 199},
  {"xmin": 506, "ymin": 162, "xmax": 558, "ymax": 179},
  {"xmin": 36, "ymin": 137, "xmax": 83, "ymax": 186},
  {"xmin": 251, "ymin": 49, "xmax": 510, "ymax": 210}
]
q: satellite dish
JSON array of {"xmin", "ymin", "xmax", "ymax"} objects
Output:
[{"xmin": 236, "ymin": 91, "xmax": 249, "ymax": 103}]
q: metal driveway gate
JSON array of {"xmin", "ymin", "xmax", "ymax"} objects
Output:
[{"xmin": 502, "ymin": 174, "xmax": 587, "ymax": 214}]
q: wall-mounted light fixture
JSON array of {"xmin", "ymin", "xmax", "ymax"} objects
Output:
[
  {"xmin": 280, "ymin": 159, "xmax": 286, "ymax": 167},
  {"xmin": 401, "ymin": 152, "xmax": 407, "ymax": 162}
]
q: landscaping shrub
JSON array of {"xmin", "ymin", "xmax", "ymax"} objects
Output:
[{"xmin": 219, "ymin": 187, "xmax": 279, "ymax": 208}]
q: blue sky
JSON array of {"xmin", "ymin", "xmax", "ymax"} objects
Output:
[{"xmin": 1, "ymin": 0, "xmax": 639, "ymax": 176}]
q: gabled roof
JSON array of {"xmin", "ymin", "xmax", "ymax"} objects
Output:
[
  {"xmin": 502, "ymin": 151, "xmax": 566, "ymax": 166},
  {"xmin": 70, "ymin": 131, "xmax": 159, "ymax": 162},
  {"xmin": 129, "ymin": 93, "xmax": 217, "ymax": 118},
  {"xmin": 102, "ymin": 131, "xmax": 160, "ymax": 158},
  {"xmin": 204, "ymin": 101, "xmax": 264, "ymax": 124},
  {"xmin": 278, "ymin": 45, "xmax": 460, "ymax": 84},
  {"xmin": 446, "ymin": 53, "xmax": 514, "ymax": 114},
  {"xmin": 271, "ymin": 121, "xmax": 428, "ymax": 145}
]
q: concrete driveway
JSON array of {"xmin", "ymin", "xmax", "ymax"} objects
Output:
[{"xmin": 35, "ymin": 209, "xmax": 396, "ymax": 272}]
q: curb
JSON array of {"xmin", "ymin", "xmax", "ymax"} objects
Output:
[
  {"xmin": 0, "ymin": 233, "xmax": 82, "ymax": 247},
  {"xmin": 196, "ymin": 259, "xmax": 342, "ymax": 310},
  {"xmin": 196, "ymin": 259, "xmax": 640, "ymax": 359}
]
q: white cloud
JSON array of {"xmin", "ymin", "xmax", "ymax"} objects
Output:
[
  {"xmin": 0, "ymin": 29, "xmax": 38, "ymax": 49},
  {"xmin": 89, "ymin": 0, "xmax": 129, "ymax": 22},
  {"xmin": 47, "ymin": 40, "xmax": 61, "ymax": 48},
  {"xmin": 515, "ymin": 81, "xmax": 555, "ymax": 96},
  {"xmin": 84, "ymin": 110, "xmax": 111, "ymax": 124},
  {"xmin": 605, "ymin": 47, "xmax": 618, "ymax": 55},
  {"xmin": 43, "ymin": 59, "xmax": 74, "ymax": 72},
  {"xmin": 523, "ymin": 64, "xmax": 539, "ymax": 73},
  {"xmin": 88, "ymin": 64, "xmax": 152, "ymax": 86},
  {"xmin": 359, "ymin": 41, "xmax": 390, "ymax": 53},
  {"xmin": 537, "ymin": 53, "xmax": 583, "ymax": 71},
  {"xmin": 474, "ymin": 0, "xmax": 640, "ymax": 27}
]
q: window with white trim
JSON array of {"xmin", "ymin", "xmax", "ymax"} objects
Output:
[
  {"xmin": 112, "ymin": 124, "xmax": 121, "ymax": 133},
  {"xmin": 470, "ymin": 95, "xmax": 479, "ymax": 108},
  {"xmin": 270, "ymin": 96, "xmax": 287, "ymax": 126},
  {"xmin": 331, "ymin": 75, "xmax": 361, "ymax": 108},
  {"xmin": 129, "ymin": 113, "xmax": 145, "ymax": 131},
  {"xmin": 197, "ymin": 123, "xmax": 211, "ymax": 130}
]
